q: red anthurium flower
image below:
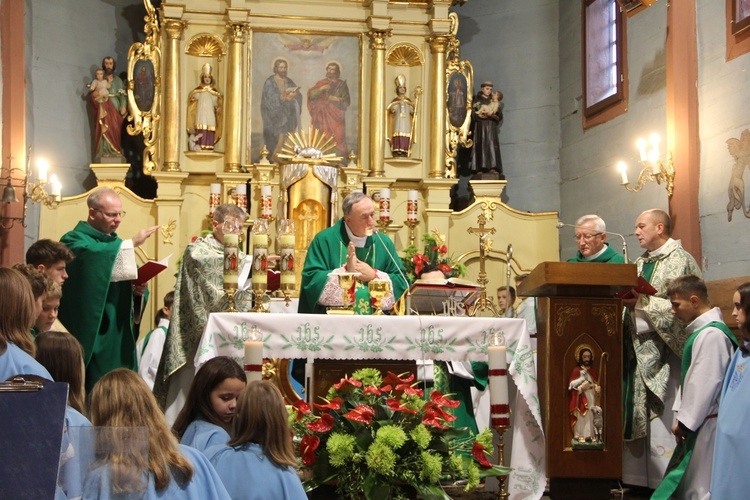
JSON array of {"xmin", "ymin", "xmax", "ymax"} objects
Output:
[
  {"xmin": 437, "ymin": 263, "xmax": 453, "ymax": 275},
  {"xmin": 314, "ymin": 397, "xmax": 344, "ymax": 411},
  {"xmin": 334, "ymin": 377, "xmax": 363, "ymax": 391},
  {"xmin": 396, "ymin": 383, "xmax": 424, "ymax": 397},
  {"xmin": 300, "ymin": 434, "xmax": 320, "ymax": 466},
  {"xmin": 306, "ymin": 413, "xmax": 334, "ymax": 433},
  {"xmin": 292, "ymin": 400, "xmax": 311, "ymax": 421},
  {"xmin": 382, "ymin": 371, "xmax": 415, "ymax": 386},
  {"xmin": 379, "ymin": 384, "xmax": 392, "ymax": 393},
  {"xmin": 430, "ymin": 390, "xmax": 461, "ymax": 409},
  {"xmin": 343, "ymin": 405, "xmax": 375, "ymax": 424},
  {"xmin": 413, "ymin": 254, "xmax": 429, "ymax": 276},
  {"xmin": 363, "ymin": 386, "xmax": 381, "ymax": 395},
  {"xmin": 422, "ymin": 407, "xmax": 449, "ymax": 430},
  {"xmin": 472, "ymin": 442, "xmax": 493, "ymax": 468},
  {"xmin": 386, "ymin": 398, "xmax": 419, "ymax": 414},
  {"xmin": 438, "ymin": 245, "xmax": 448, "ymax": 254},
  {"xmin": 423, "ymin": 402, "xmax": 457, "ymax": 423}
]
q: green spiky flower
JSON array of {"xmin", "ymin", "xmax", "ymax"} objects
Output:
[
  {"xmin": 420, "ymin": 451, "xmax": 443, "ymax": 484},
  {"xmin": 366, "ymin": 441, "xmax": 397, "ymax": 476},
  {"xmin": 327, "ymin": 433, "xmax": 357, "ymax": 467},
  {"xmin": 352, "ymin": 367, "xmax": 383, "ymax": 388},
  {"xmin": 410, "ymin": 424, "xmax": 432, "ymax": 450}
]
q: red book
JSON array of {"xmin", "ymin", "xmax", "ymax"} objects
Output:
[
  {"xmin": 134, "ymin": 254, "xmax": 172, "ymax": 285},
  {"xmin": 616, "ymin": 276, "xmax": 657, "ymax": 299}
]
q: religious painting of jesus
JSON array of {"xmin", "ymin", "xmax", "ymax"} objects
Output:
[{"xmin": 248, "ymin": 31, "xmax": 361, "ymax": 164}]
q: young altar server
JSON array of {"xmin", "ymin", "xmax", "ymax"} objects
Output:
[
  {"xmin": 83, "ymin": 369, "xmax": 230, "ymax": 499},
  {"xmin": 0, "ymin": 268, "xmax": 52, "ymax": 381},
  {"xmin": 172, "ymin": 357, "xmax": 246, "ymax": 453},
  {"xmin": 137, "ymin": 290, "xmax": 174, "ymax": 390},
  {"xmin": 208, "ymin": 381, "xmax": 307, "ymax": 500},
  {"xmin": 709, "ymin": 282, "xmax": 750, "ymax": 498},
  {"xmin": 652, "ymin": 275, "xmax": 737, "ymax": 499}
]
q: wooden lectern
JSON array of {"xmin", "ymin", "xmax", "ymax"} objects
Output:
[{"xmin": 519, "ymin": 262, "xmax": 637, "ymax": 499}]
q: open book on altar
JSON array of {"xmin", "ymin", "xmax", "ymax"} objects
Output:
[
  {"xmin": 407, "ymin": 277, "xmax": 481, "ymax": 315},
  {"xmin": 134, "ymin": 254, "xmax": 172, "ymax": 285}
]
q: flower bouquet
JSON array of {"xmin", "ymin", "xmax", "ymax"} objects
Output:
[
  {"xmin": 291, "ymin": 368, "xmax": 510, "ymax": 499},
  {"xmin": 401, "ymin": 231, "xmax": 467, "ymax": 282}
]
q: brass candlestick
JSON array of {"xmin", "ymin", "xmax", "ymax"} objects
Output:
[
  {"xmin": 225, "ymin": 286, "xmax": 238, "ymax": 313},
  {"xmin": 404, "ymin": 219, "xmax": 419, "ymax": 247},
  {"xmin": 251, "ymin": 285, "xmax": 268, "ymax": 313},
  {"xmin": 493, "ymin": 424, "xmax": 510, "ymax": 500},
  {"xmin": 375, "ymin": 218, "xmax": 392, "ymax": 233}
]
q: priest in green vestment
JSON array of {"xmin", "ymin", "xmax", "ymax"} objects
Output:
[
  {"xmin": 299, "ymin": 191, "xmax": 409, "ymax": 314},
  {"xmin": 153, "ymin": 204, "xmax": 251, "ymax": 422},
  {"xmin": 565, "ymin": 214, "xmax": 625, "ymax": 263},
  {"xmin": 59, "ymin": 187, "xmax": 159, "ymax": 391}
]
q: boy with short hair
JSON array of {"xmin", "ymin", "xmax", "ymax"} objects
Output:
[
  {"xmin": 33, "ymin": 282, "xmax": 62, "ymax": 336},
  {"xmin": 26, "ymin": 239, "xmax": 74, "ymax": 287},
  {"xmin": 137, "ymin": 291, "xmax": 175, "ymax": 390},
  {"xmin": 652, "ymin": 274, "xmax": 738, "ymax": 499}
]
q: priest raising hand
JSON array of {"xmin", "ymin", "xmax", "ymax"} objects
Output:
[{"xmin": 299, "ymin": 191, "xmax": 409, "ymax": 315}]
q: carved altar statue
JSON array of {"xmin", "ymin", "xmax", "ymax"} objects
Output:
[
  {"xmin": 186, "ymin": 63, "xmax": 223, "ymax": 151},
  {"xmin": 386, "ymin": 74, "xmax": 417, "ymax": 157},
  {"xmin": 89, "ymin": 56, "xmax": 126, "ymax": 160},
  {"xmin": 568, "ymin": 344, "xmax": 603, "ymax": 446}
]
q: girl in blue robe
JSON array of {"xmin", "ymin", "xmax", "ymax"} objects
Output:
[
  {"xmin": 172, "ymin": 356, "xmax": 246, "ymax": 453},
  {"xmin": 710, "ymin": 282, "xmax": 750, "ymax": 499},
  {"xmin": 0, "ymin": 268, "xmax": 52, "ymax": 381},
  {"xmin": 82, "ymin": 369, "xmax": 230, "ymax": 499},
  {"xmin": 209, "ymin": 381, "xmax": 306, "ymax": 500}
]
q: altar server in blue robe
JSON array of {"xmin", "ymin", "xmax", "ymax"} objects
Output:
[
  {"xmin": 83, "ymin": 369, "xmax": 230, "ymax": 499},
  {"xmin": 209, "ymin": 381, "xmax": 307, "ymax": 500},
  {"xmin": 710, "ymin": 282, "xmax": 750, "ymax": 499},
  {"xmin": 0, "ymin": 268, "xmax": 52, "ymax": 381},
  {"xmin": 172, "ymin": 357, "xmax": 246, "ymax": 454}
]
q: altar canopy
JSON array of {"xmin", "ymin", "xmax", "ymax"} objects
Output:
[{"xmin": 196, "ymin": 313, "xmax": 546, "ymax": 499}]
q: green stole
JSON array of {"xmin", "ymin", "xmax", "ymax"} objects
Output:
[{"xmin": 652, "ymin": 321, "xmax": 737, "ymax": 500}]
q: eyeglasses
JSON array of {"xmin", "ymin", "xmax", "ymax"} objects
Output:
[
  {"xmin": 94, "ymin": 208, "xmax": 126, "ymax": 219},
  {"xmin": 574, "ymin": 232, "xmax": 602, "ymax": 242}
]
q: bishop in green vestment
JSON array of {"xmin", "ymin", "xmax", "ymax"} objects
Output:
[
  {"xmin": 299, "ymin": 192, "xmax": 408, "ymax": 314},
  {"xmin": 565, "ymin": 214, "xmax": 625, "ymax": 263},
  {"xmin": 59, "ymin": 187, "xmax": 158, "ymax": 391}
]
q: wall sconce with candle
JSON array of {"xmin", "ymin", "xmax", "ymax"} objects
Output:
[
  {"xmin": 616, "ymin": 133, "xmax": 675, "ymax": 197},
  {"xmin": 1, "ymin": 156, "xmax": 62, "ymax": 229}
]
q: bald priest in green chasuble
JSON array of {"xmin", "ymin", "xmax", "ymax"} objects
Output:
[
  {"xmin": 299, "ymin": 191, "xmax": 409, "ymax": 314},
  {"xmin": 566, "ymin": 214, "xmax": 625, "ymax": 263}
]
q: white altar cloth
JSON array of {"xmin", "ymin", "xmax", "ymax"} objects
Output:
[{"xmin": 196, "ymin": 313, "xmax": 545, "ymax": 499}]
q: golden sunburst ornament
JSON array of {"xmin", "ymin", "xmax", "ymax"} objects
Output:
[
  {"xmin": 185, "ymin": 34, "xmax": 225, "ymax": 57},
  {"xmin": 276, "ymin": 126, "xmax": 343, "ymax": 164}
]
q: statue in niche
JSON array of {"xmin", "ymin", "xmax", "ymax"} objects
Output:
[
  {"xmin": 568, "ymin": 344, "xmax": 603, "ymax": 446},
  {"xmin": 470, "ymin": 80, "xmax": 504, "ymax": 180},
  {"xmin": 186, "ymin": 63, "xmax": 223, "ymax": 151},
  {"xmin": 261, "ymin": 58, "xmax": 302, "ymax": 161},
  {"xmin": 386, "ymin": 74, "xmax": 416, "ymax": 157},
  {"xmin": 88, "ymin": 57, "xmax": 126, "ymax": 160}
]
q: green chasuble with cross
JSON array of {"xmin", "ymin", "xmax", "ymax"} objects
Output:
[
  {"xmin": 567, "ymin": 243, "xmax": 625, "ymax": 263},
  {"xmin": 59, "ymin": 221, "xmax": 136, "ymax": 392},
  {"xmin": 299, "ymin": 218, "xmax": 409, "ymax": 314}
]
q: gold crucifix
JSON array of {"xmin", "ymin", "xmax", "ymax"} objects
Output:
[{"xmin": 467, "ymin": 213, "xmax": 499, "ymax": 317}]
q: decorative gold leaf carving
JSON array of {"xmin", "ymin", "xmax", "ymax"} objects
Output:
[
  {"xmin": 555, "ymin": 306, "xmax": 581, "ymax": 336},
  {"xmin": 386, "ymin": 43, "xmax": 423, "ymax": 67},
  {"xmin": 185, "ymin": 34, "xmax": 226, "ymax": 57},
  {"xmin": 592, "ymin": 305, "xmax": 616, "ymax": 336}
]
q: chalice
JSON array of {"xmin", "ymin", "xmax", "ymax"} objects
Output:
[
  {"xmin": 327, "ymin": 272, "xmax": 359, "ymax": 314},
  {"xmin": 368, "ymin": 279, "xmax": 390, "ymax": 315}
]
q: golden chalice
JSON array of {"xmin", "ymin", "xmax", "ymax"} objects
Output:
[
  {"xmin": 326, "ymin": 272, "xmax": 359, "ymax": 314},
  {"xmin": 368, "ymin": 279, "xmax": 390, "ymax": 315}
]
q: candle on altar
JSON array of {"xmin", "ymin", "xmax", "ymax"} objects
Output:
[
  {"xmin": 279, "ymin": 233, "xmax": 296, "ymax": 286},
  {"xmin": 235, "ymin": 183, "xmax": 247, "ymax": 211},
  {"xmin": 379, "ymin": 188, "xmax": 391, "ymax": 221},
  {"xmin": 223, "ymin": 233, "xmax": 239, "ymax": 286},
  {"xmin": 252, "ymin": 233, "xmax": 269, "ymax": 287},
  {"xmin": 488, "ymin": 334, "xmax": 510, "ymax": 427},
  {"xmin": 260, "ymin": 185, "xmax": 272, "ymax": 218},
  {"xmin": 209, "ymin": 183, "xmax": 221, "ymax": 216},
  {"xmin": 244, "ymin": 326, "xmax": 263, "ymax": 382},
  {"xmin": 407, "ymin": 190, "xmax": 418, "ymax": 222}
]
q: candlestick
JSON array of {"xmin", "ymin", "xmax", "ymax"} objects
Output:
[
  {"xmin": 407, "ymin": 190, "xmax": 418, "ymax": 222},
  {"xmin": 235, "ymin": 183, "xmax": 247, "ymax": 211},
  {"xmin": 244, "ymin": 326, "xmax": 264, "ymax": 383},
  {"xmin": 379, "ymin": 188, "xmax": 390, "ymax": 221},
  {"xmin": 209, "ymin": 183, "xmax": 221, "ymax": 216}
]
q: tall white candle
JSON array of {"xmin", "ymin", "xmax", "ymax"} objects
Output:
[
  {"xmin": 223, "ymin": 233, "xmax": 239, "ymax": 286},
  {"xmin": 617, "ymin": 162, "xmax": 628, "ymax": 185},
  {"xmin": 260, "ymin": 185, "xmax": 272, "ymax": 218},
  {"xmin": 252, "ymin": 233, "xmax": 269, "ymax": 286},
  {"xmin": 37, "ymin": 159, "xmax": 49, "ymax": 184},
  {"xmin": 279, "ymin": 233, "xmax": 296, "ymax": 286},
  {"xmin": 407, "ymin": 190, "xmax": 418, "ymax": 222},
  {"xmin": 244, "ymin": 340, "xmax": 264, "ymax": 383},
  {"xmin": 209, "ymin": 183, "xmax": 222, "ymax": 216},
  {"xmin": 235, "ymin": 184, "xmax": 247, "ymax": 210},
  {"xmin": 488, "ymin": 344, "xmax": 509, "ymax": 427},
  {"xmin": 379, "ymin": 188, "xmax": 391, "ymax": 220},
  {"xmin": 49, "ymin": 175, "xmax": 62, "ymax": 198}
]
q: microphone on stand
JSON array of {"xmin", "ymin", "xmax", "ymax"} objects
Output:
[
  {"xmin": 556, "ymin": 221, "xmax": 629, "ymax": 264},
  {"xmin": 372, "ymin": 228, "xmax": 413, "ymax": 314}
]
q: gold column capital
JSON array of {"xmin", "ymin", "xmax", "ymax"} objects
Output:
[
  {"xmin": 226, "ymin": 22, "xmax": 249, "ymax": 44},
  {"xmin": 367, "ymin": 30, "xmax": 391, "ymax": 50},
  {"xmin": 428, "ymin": 35, "xmax": 450, "ymax": 53},
  {"xmin": 164, "ymin": 19, "xmax": 186, "ymax": 39}
]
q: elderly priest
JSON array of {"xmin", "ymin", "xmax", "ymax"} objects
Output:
[
  {"xmin": 566, "ymin": 214, "xmax": 625, "ymax": 263},
  {"xmin": 299, "ymin": 191, "xmax": 408, "ymax": 314}
]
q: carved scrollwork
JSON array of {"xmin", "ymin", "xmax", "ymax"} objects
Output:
[
  {"xmin": 555, "ymin": 305, "xmax": 581, "ymax": 336},
  {"xmin": 592, "ymin": 305, "xmax": 616, "ymax": 336}
]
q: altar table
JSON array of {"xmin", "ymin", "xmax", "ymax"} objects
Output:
[{"xmin": 196, "ymin": 313, "xmax": 546, "ymax": 499}]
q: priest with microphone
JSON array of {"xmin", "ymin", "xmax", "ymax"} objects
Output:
[
  {"xmin": 565, "ymin": 214, "xmax": 625, "ymax": 263},
  {"xmin": 299, "ymin": 190, "xmax": 409, "ymax": 314}
]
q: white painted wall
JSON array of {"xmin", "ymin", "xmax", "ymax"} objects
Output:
[
  {"xmin": 696, "ymin": 0, "xmax": 750, "ymax": 280},
  {"xmin": 455, "ymin": 0, "xmax": 562, "ymax": 214}
]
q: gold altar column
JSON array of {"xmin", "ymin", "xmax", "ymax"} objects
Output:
[
  {"xmin": 224, "ymin": 23, "xmax": 248, "ymax": 173},
  {"xmin": 162, "ymin": 19, "xmax": 185, "ymax": 172},
  {"xmin": 428, "ymin": 36, "xmax": 449, "ymax": 179},
  {"xmin": 368, "ymin": 30, "xmax": 389, "ymax": 177}
]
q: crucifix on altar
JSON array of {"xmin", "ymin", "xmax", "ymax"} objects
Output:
[{"xmin": 467, "ymin": 213, "xmax": 499, "ymax": 317}]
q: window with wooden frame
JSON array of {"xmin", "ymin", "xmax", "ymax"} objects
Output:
[
  {"xmin": 583, "ymin": 0, "xmax": 628, "ymax": 128},
  {"xmin": 727, "ymin": 0, "xmax": 750, "ymax": 61}
]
